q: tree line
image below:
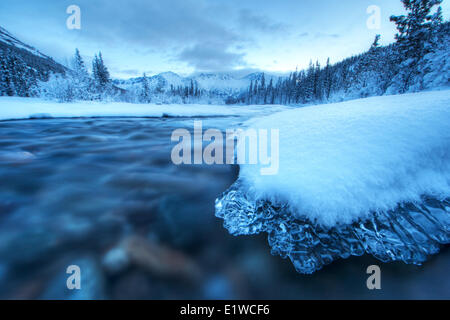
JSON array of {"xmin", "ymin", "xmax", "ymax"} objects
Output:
[
  {"xmin": 0, "ymin": 0, "xmax": 447, "ymax": 104},
  {"xmin": 239, "ymin": 0, "xmax": 447, "ymax": 105}
]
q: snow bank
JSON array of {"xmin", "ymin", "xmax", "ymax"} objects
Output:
[
  {"xmin": 238, "ymin": 90, "xmax": 450, "ymax": 227},
  {"xmin": 0, "ymin": 97, "xmax": 287, "ymax": 121}
]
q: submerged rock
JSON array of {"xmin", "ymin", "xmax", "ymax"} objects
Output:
[
  {"xmin": 215, "ymin": 181, "xmax": 450, "ymax": 274},
  {"xmin": 123, "ymin": 236, "xmax": 202, "ymax": 281},
  {"xmin": 0, "ymin": 151, "xmax": 35, "ymax": 163}
]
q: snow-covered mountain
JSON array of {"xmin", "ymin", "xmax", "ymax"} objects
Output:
[
  {"xmin": 114, "ymin": 71, "xmax": 281, "ymax": 96},
  {"xmin": 1, "ymin": 25, "xmax": 284, "ymax": 100},
  {"xmin": 115, "ymin": 72, "xmax": 185, "ymax": 91},
  {"xmin": 0, "ymin": 27, "xmax": 50, "ymax": 60},
  {"xmin": 0, "ymin": 26, "xmax": 67, "ymax": 98}
]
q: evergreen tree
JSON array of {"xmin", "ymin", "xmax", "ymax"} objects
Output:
[
  {"xmin": 260, "ymin": 73, "xmax": 267, "ymax": 104},
  {"xmin": 141, "ymin": 73, "xmax": 150, "ymax": 103},
  {"xmin": 268, "ymin": 78, "xmax": 274, "ymax": 104},
  {"xmin": 390, "ymin": 0, "xmax": 443, "ymax": 58},
  {"xmin": 70, "ymin": 49, "xmax": 92, "ymax": 100},
  {"xmin": 73, "ymin": 48, "xmax": 89, "ymax": 79},
  {"xmin": 304, "ymin": 61, "xmax": 315, "ymax": 102},
  {"xmin": 314, "ymin": 61, "xmax": 322, "ymax": 101},
  {"xmin": 324, "ymin": 58, "xmax": 333, "ymax": 100},
  {"xmin": 189, "ymin": 79, "xmax": 195, "ymax": 96},
  {"xmin": 0, "ymin": 52, "xmax": 12, "ymax": 96},
  {"xmin": 370, "ymin": 34, "xmax": 381, "ymax": 50},
  {"xmin": 98, "ymin": 52, "xmax": 110, "ymax": 85},
  {"xmin": 92, "ymin": 52, "xmax": 110, "ymax": 91},
  {"xmin": 389, "ymin": 0, "xmax": 443, "ymax": 92},
  {"xmin": 248, "ymin": 80, "xmax": 253, "ymax": 104},
  {"xmin": 92, "ymin": 54, "xmax": 100, "ymax": 87}
]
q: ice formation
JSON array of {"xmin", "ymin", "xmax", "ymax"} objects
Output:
[{"xmin": 216, "ymin": 90, "xmax": 450, "ymax": 273}]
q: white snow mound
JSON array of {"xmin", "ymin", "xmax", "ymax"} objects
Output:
[{"xmin": 239, "ymin": 90, "xmax": 450, "ymax": 227}]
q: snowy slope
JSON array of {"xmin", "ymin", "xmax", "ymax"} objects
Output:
[
  {"xmin": 0, "ymin": 25, "xmax": 66, "ymax": 83},
  {"xmin": 0, "ymin": 26, "xmax": 49, "ymax": 60}
]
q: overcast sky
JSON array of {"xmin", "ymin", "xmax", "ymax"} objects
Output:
[{"xmin": 1, "ymin": 0, "xmax": 448, "ymax": 78}]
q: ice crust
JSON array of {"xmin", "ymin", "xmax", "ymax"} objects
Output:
[{"xmin": 216, "ymin": 181, "xmax": 450, "ymax": 274}]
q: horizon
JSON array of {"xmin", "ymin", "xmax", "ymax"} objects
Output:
[{"xmin": 0, "ymin": 0, "xmax": 449, "ymax": 79}]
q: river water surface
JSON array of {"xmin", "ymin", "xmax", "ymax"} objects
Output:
[{"xmin": 0, "ymin": 116, "xmax": 448, "ymax": 299}]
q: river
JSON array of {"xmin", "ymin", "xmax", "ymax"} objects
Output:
[{"xmin": 0, "ymin": 116, "xmax": 448, "ymax": 299}]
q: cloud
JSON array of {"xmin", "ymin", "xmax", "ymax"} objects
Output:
[
  {"xmin": 0, "ymin": 0, "xmax": 351, "ymax": 75},
  {"xmin": 69, "ymin": 0, "xmax": 254, "ymax": 72},
  {"xmin": 298, "ymin": 32, "xmax": 340, "ymax": 39},
  {"xmin": 67, "ymin": 0, "xmax": 242, "ymax": 50},
  {"xmin": 315, "ymin": 32, "xmax": 340, "ymax": 38},
  {"xmin": 178, "ymin": 43, "xmax": 246, "ymax": 71},
  {"xmin": 237, "ymin": 9, "xmax": 288, "ymax": 33}
]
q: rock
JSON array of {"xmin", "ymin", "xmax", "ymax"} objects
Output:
[
  {"xmin": 102, "ymin": 246, "xmax": 129, "ymax": 274},
  {"xmin": 124, "ymin": 236, "xmax": 201, "ymax": 281}
]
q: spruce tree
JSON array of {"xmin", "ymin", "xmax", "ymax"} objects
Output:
[
  {"xmin": 0, "ymin": 52, "xmax": 10, "ymax": 96},
  {"xmin": 324, "ymin": 58, "xmax": 333, "ymax": 100},
  {"xmin": 390, "ymin": 0, "xmax": 443, "ymax": 58},
  {"xmin": 73, "ymin": 48, "xmax": 89, "ymax": 79},
  {"xmin": 141, "ymin": 73, "xmax": 150, "ymax": 103},
  {"xmin": 92, "ymin": 54, "xmax": 100, "ymax": 88},
  {"xmin": 370, "ymin": 34, "xmax": 381, "ymax": 50},
  {"xmin": 97, "ymin": 52, "xmax": 110, "ymax": 87},
  {"xmin": 92, "ymin": 52, "xmax": 111, "ymax": 97}
]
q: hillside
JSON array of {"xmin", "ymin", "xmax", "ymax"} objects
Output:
[{"xmin": 0, "ymin": 26, "xmax": 66, "ymax": 97}]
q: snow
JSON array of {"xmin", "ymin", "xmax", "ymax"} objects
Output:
[
  {"xmin": 0, "ymin": 97, "xmax": 288, "ymax": 121},
  {"xmin": 0, "ymin": 26, "xmax": 49, "ymax": 60},
  {"xmin": 113, "ymin": 71, "xmax": 281, "ymax": 97},
  {"xmin": 193, "ymin": 73, "xmax": 250, "ymax": 92},
  {"xmin": 237, "ymin": 90, "xmax": 450, "ymax": 227}
]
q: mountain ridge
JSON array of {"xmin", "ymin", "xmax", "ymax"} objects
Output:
[{"xmin": 113, "ymin": 71, "xmax": 281, "ymax": 95}]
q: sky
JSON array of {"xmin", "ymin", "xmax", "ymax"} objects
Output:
[{"xmin": 0, "ymin": 0, "xmax": 448, "ymax": 78}]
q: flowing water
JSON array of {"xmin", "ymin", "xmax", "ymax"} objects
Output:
[{"xmin": 0, "ymin": 116, "xmax": 448, "ymax": 299}]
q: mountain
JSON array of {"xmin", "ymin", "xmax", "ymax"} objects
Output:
[
  {"xmin": 113, "ymin": 71, "xmax": 281, "ymax": 97},
  {"xmin": 0, "ymin": 27, "xmax": 66, "ymax": 75},
  {"xmin": 0, "ymin": 26, "xmax": 66, "ymax": 96},
  {"xmin": 0, "ymin": 26, "xmax": 284, "ymax": 101}
]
